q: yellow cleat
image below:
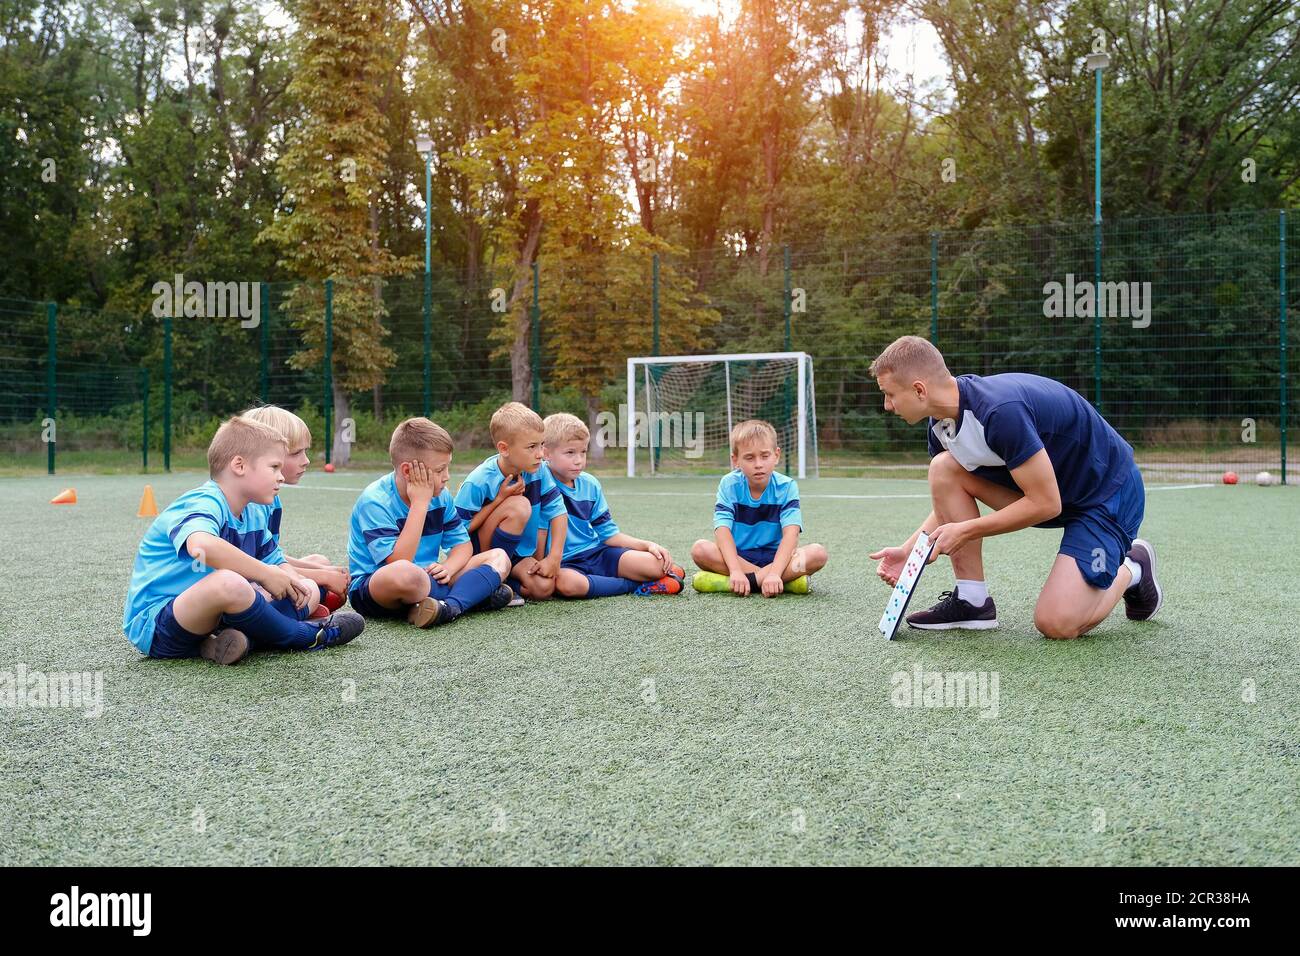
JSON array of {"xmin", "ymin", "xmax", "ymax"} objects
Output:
[{"xmin": 691, "ymin": 571, "xmax": 732, "ymax": 593}]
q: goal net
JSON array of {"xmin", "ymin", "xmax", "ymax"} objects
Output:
[{"xmin": 624, "ymin": 352, "xmax": 818, "ymax": 477}]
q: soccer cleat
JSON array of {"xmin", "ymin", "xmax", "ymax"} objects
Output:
[
  {"xmin": 1122, "ymin": 538, "xmax": 1164, "ymax": 621},
  {"xmin": 307, "ymin": 610, "xmax": 365, "ymax": 649},
  {"xmin": 200, "ymin": 628, "xmax": 251, "ymax": 665},
  {"xmin": 633, "ymin": 575, "xmax": 684, "ymax": 596},
  {"xmin": 785, "ymin": 574, "xmax": 812, "ymax": 595},
  {"xmin": 485, "ymin": 583, "xmax": 517, "ymax": 611},
  {"xmin": 668, "ymin": 563, "xmax": 686, "ymax": 582},
  {"xmin": 507, "ymin": 593, "xmax": 526, "ymax": 607},
  {"xmin": 406, "ymin": 596, "xmax": 462, "ymax": 628},
  {"xmin": 691, "ymin": 570, "xmax": 732, "ymax": 593},
  {"xmin": 906, "ymin": 588, "xmax": 998, "ymax": 630}
]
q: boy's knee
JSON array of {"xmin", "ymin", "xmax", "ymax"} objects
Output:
[
  {"xmin": 805, "ymin": 543, "xmax": 828, "ymax": 569},
  {"xmin": 500, "ymin": 496, "xmax": 530, "ymax": 523},
  {"xmin": 485, "ymin": 548, "xmax": 512, "ymax": 579},
  {"xmin": 527, "ymin": 575, "xmax": 556, "ymax": 600},
  {"xmin": 209, "ymin": 569, "xmax": 255, "ymax": 607},
  {"xmin": 388, "ymin": 560, "xmax": 429, "ymax": 593},
  {"xmin": 556, "ymin": 572, "xmax": 586, "ymax": 599},
  {"xmin": 1034, "ymin": 607, "xmax": 1082, "ymax": 640},
  {"xmin": 690, "ymin": 539, "xmax": 714, "ymax": 562}
]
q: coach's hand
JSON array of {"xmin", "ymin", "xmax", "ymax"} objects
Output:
[
  {"xmin": 869, "ymin": 545, "xmax": 908, "ymax": 586},
  {"xmin": 929, "ymin": 521, "xmax": 977, "ymax": 557}
]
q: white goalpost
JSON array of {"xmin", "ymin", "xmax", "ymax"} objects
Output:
[{"xmin": 625, "ymin": 351, "xmax": 819, "ymax": 478}]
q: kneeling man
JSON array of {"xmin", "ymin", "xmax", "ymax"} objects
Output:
[{"xmin": 868, "ymin": 336, "xmax": 1163, "ymax": 639}]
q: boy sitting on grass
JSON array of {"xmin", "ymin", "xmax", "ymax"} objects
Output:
[
  {"xmin": 453, "ymin": 402, "xmax": 568, "ymax": 601},
  {"xmin": 691, "ymin": 419, "xmax": 827, "ymax": 596},
  {"xmin": 240, "ymin": 404, "xmax": 348, "ymax": 617},
  {"xmin": 346, "ymin": 417, "xmax": 516, "ymax": 628},
  {"xmin": 541, "ymin": 412, "xmax": 685, "ymax": 598},
  {"xmin": 123, "ymin": 417, "xmax": 365, "ymax": 665}
]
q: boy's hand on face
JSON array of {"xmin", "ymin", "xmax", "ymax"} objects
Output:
[
  {"xmin": 406, "ymin": 460, "xmax": 435, "ymax": 508},
  {"xmin": 729, "ymin": 569, "xmax": 750, "ymax": 596},
  {"xmin": 868, "ymin": 545, "xmax": 909, "ymax": 586},
  {"xmin": 646, "ymin": 541, "xmax": 672, "ymax": 573},
  {"xmin": 425, "ymin": 562, "xmax": 451, "ymax": 584},
  {"xmin": 494, "ymin": 473, "xmax": 526, "ymax": 503},
  {"xmin": 760, "ymin": 570, "xmax": 784, "ymax": 598}
]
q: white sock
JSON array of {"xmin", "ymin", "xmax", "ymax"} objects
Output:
[
  {"xmin": 956, "ymin": 579, "xmax": 988, "ymax": 605},
  {"xmin": 1123, "ymin": 557, "xmax": 1142, "ymax": 587}
]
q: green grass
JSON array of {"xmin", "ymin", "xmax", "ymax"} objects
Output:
[{"xmin": 1, "ymin": 469, "xmax": 1296, "ymax": 865}]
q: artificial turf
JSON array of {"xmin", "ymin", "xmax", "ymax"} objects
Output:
[{"xmin": 1, "ymin": 470, "xmax": 1296, "ymax": 865}]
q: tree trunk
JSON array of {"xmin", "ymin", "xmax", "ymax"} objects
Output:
[
  {"xmin": 372, "ymin": 383, "xmax": 383, "ymax": 422},
  {"xmin": 509, "ymin": 201, "xmax": 543, "ymax": 404},
  {"xmin": 331, "ymin": 381, "xmax": 352, "ymax": 467},
  {"xmin": 585, "ymin": 392, "xmax": 605, "ymax": 460}
]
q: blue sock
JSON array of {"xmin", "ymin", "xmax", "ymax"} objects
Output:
[
  {"xmin": 269, "ymin": 595, "xmax": 311, "ymax": 621},
  {"xmin": 317, "ymin": 583, "xmax": 330, "ymax": 604},
  {"xmin": 446, "ymin": 565, "xmax": 502, "ymax": 613},
  {"xmin": 489, "ymin": 527, "xmax": 523, "ymax": 557},
  {"xmin": 583, "ymin": 574, "xmax": 638, "ymax": 598},
  {"xmin": 222, "ymin": 591, "xmax": 322, "ymax": 651}
]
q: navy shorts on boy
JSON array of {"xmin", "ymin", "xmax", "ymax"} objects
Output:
[
  {"xmin": 736, "ymin": 546, "xmax": 779, "ymax": 567},
  {"xmin": 713, "ymin": 469, "xmax": 803, "ymax": 555},
  {"xmin": 926, "ymin": 372, "xmax": 1144, "ymax": 588},
  {"xmin": 346, "ymin": 472, "xmax": 469, "ymax": 606},
  {"xmin": 123, "ymin": 479, "xmax": 284, "ymax": 657},
  {"xmin": 454, "ymin": 455, "xmax": 565, "ymax": 558}
]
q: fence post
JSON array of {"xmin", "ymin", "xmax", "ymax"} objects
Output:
[
  {"xmin": 783, "ymin": 244, "xmax": 792, "ymax": 351},
  {"xmin": 652, "ymin": 254, "xmax": 660, "ymax": 356},
  {"xmin": 324, "ymin": 279, "xmax": 334, "ymax": 465},
  {"xmin": 163, "ymin": 317, "xmax": 172, "ymax": 471},
  {"xmin": 1093, "ymin": 225, "xmax": 1103, "ymax": 412},
  {"xmin": 783, "ymin": 244, "xmax": 793, "ymax": 434},
  {"xmin": 259, "ymin": 282, "xmax": 270, "ymax": 404},
  {"xmin": 423, "ymin": 271, "xmax": 432, "ymax": 418},
  {"xmin": 929, "ymin": 232, "xmax": 939, "ymax": 344},
  {"xmin": 530, "ymin": 260, "xmax": 540, "ymax": 409},
  {"xmin": 1282, "ymin": 209, "xmax": 1289, "ymax": 486},
  {"xmin": 46, "ymin": 302, "xmax": 56, "ymax": 475},
  {"xmin": 141, "ymin": 368, "xmax": 150, "ymax": 471}
]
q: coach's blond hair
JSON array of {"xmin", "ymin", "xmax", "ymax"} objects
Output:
[
  {"xmin": 543, "ymin": 412, "xmax": 589, "ymax": 448},
  {"xmin": 207, "ymin": 416, "xmax": 287, "ymax": 477},
  {"xmin": 869, "ymin": 335, "xmax": 950, "ymax": 382},
  {"xmin": 240, "ymin": 404, "xmax": 311, "ymax": 451},
  {"xmin": 730, "ymin": 419, "xmax": 779, "ymax": 456},
  {"xmin": 388, "ymin": 417, "xmax": 453, "ymax": 467},
  {"xmin": 490, "ymin": 401, "xmax": 544, "ymax": 445}
]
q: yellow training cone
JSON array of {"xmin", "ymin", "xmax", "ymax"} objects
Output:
[
  {"xmin": 137, "ymin": 484, "xmax": 159, "ymax": 517},
  {"xmin": 50, "ymin": 488, "xmax": 77, "ymax": 505}
]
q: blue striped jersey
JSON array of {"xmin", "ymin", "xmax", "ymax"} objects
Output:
[
  {"xmin": 542, "ymin": 463, "xmax": 619, "ymax": 560},
  {"xmin": 713, "ymin": 469, "xmax": 803, "ymax": 551},
  {"xmin": 123, "ymin": 480, "xmax": 285, "ymax": 654},
  {"xmin": 453, "ymin": 455, "xmax": 566, "ymax": 557},
  {"xmin": 347, "ymin": 472, "xmax": 468, "ymax": 585}
]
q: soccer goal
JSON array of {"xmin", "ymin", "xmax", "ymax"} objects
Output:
[{"xmin": 625, "ymin": 352, "xmax": 819, "ymax": 478}]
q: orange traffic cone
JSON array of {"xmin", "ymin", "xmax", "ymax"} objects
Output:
[
  {"xmin": 137, "ymin": 484, "xmax": 159, "ymax": 518},
  {"xmin": 50, "ymin": 488, "xmax": 77, "ymax": 505}
]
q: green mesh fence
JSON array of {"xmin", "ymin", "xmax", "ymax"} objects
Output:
[{"xmin": 0, "ymin": 209, "xmax": 1292, "ymax": 481}]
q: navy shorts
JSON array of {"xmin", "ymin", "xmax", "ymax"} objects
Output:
[
  {"xmin": 148, "ymin": 598, "xmax": 209, "ymax": 659},
  {"xmin": 736, "ymin": 546, "xmax": 779, "ymax": 567},
  {"xmin": 561, "ymin": 545, "xmax": 630, "ymax": 578},
  {"xmin": 349, "ymin": 571, "xmax": 457, "ymax": 619},
  {"xmin": 1049, "ymin": 463, "xmax": 1145, "ymax": 589}
]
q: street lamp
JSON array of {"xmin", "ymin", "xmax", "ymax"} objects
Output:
[
  {"xmin": 1087, "ymin": 50, "xmax": 1109, "ymax": 411},
  {"xmin": 416, "ymin": 133, "xmax": 434, "ymax": 417}
]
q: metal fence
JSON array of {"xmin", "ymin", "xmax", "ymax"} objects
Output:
[{"xmin": 1, "ymin": 209, "xmax": 1292, "ymax": 482}]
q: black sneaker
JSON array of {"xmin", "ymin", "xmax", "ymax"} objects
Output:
[
  {"xmin": 483, "ymin": 583, "xmax": 516, "ymax": 611},
  {"xmin": 200, "ymin": 628, "xmax": 251, "ymax": 665},
  {"xmin": 906, "ymin": 588, "xmax": 998, "ymax": 630},
  {"xmin": 406, "ymin": 597, "xmax": 462, "ymax": 628},
  {"xmin": 1122, "ymin": 538, "xmax": 1164, "ymax": 621},
  {"xmin": 307, "ymin": 610, "xmax": 365, "ymax": 649}
]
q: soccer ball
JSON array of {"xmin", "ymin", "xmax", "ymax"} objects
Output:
[
  {"xmin": 1223, "ymin": 471, "xmax": 1238, "ymax": 485},
  {"xmin": 324, "ymin": 463, "xmax": 335, "ymax": 473},
  {"xmin": 1255, "ymin": 470, "xmax": 1275, "ymax": 486}
]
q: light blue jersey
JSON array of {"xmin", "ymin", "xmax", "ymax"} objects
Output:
[
  {"xmin": 542, "ymin": 463, "xmax": 619, "ymax": 560},
  {"xmin": 713, "ymin": 469, "xmax": 803, "ymax": 551},
  {"xmin": 347, "ymin": 472, "xmax": 469, "ymax": 586},
  {"xmin": 454, "ymin": 455, "xmax": 565, "ymax": 557},
  {"xmin": 123, "ymin": 480, "xmax": 285, "ymax": 654}
]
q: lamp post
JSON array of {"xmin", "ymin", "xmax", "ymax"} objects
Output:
[
  {"xmin": 416, "ymin": 133, "xmax": 434, "ymax": 418},
  {"xmin": 1087, "ymin": 50, "xmax": 1109, "ymax": 412}
]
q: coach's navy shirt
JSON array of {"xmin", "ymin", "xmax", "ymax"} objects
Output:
[{"xmin": 926, "ymin": 373, "xmax": 1134, "ymax": 515}]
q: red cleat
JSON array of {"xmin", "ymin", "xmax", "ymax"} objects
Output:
[{"xmin": 322, "ymin": 590, "xmax": 346, "ymax": 611}]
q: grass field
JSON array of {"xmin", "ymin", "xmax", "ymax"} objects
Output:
[{"xmin": 1, "ymin": 469, "xmax": 1296, "ymax": 866}]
